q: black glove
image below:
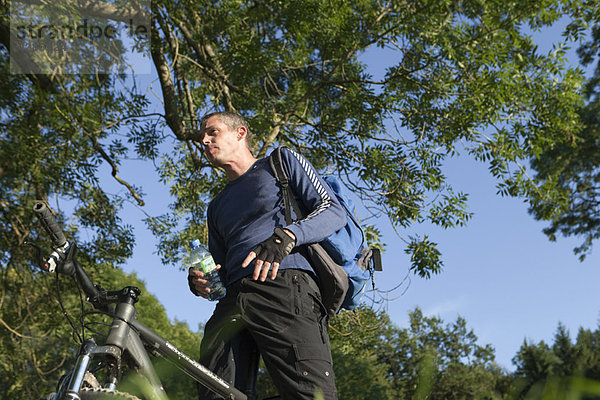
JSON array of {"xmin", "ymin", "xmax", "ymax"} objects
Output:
[{"xmin": 251, "ymin": 227, "xmax": 296, "ymax": 265}]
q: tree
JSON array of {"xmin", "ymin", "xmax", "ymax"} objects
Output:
[
  {"xmin": 328, "ymin": 307, "xmax": 397, "ymax": 399},
  {"xmin": 385, "ymin": 307, "xmax": 509, "ymax": 399},
  {"xmin": 145, "ymin": 0, "xmax": 588, "ymax": 276},
  {"xmin": 512, "ymin": 323, "xmax": 600, "ymax": 399},
  {"xmin": 1, "ymin": 0, "xmax": 598, "ymax": 397},
  {"xmin": 527, "ymin": 5, "xmax": 600, "ymax": 260}
]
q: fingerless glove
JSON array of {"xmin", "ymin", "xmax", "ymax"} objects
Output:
[{"xmin": 251, "ymin": 227, "xmax": 296, "ymax": 264}]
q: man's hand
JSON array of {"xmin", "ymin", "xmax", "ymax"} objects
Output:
[
  {"xmin": 242, "ymin": 227, "xmax": 296, "ymax": 281},
  {"xmin": 188, "ymin": 265, "xmax": 221, "ymax": 299}
]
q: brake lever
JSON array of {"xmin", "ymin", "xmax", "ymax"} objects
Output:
[{"xmin": 24, "ymin": 241, "xmax": 45, "ymax": 271}]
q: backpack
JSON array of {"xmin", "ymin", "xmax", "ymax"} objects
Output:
[{"xmin": 269, "ymin": 147, "xmax": 382, "ymax": 313}]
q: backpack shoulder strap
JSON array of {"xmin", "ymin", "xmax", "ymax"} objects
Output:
[{"xmin": 269, "ymin": 146, "xmax": 305, "ymax": 224}]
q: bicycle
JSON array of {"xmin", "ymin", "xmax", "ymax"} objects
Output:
[{"xmin": 30, "ymin": 201, "xmax": 256, "ymax": 400}]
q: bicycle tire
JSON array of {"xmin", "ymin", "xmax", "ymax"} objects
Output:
[
  {"xmin": 79, "ymin": 388, "xmax": 142, "ymax": 400},
  {"xmin": 41, "ymin": 389, "xmax": 142, "ymax": 400}
]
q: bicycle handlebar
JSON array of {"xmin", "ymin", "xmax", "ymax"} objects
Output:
[
  {"xmin": 33, "ymin": 202, "xmax": 71, "ymax": 273},
  {"xmin": 33, "ymin": 202, "xmax": 67, "ymax": 248},
  {"xmin": 32, "ymin": 202, "xmax": 102, "ymax": 307}
]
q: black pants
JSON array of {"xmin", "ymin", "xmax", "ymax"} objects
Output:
[{"xmin": 197, "ymin": 269, "xmax": 338, "ymax": 400}]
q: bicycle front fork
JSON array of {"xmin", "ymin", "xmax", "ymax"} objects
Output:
[{"xmin": 58, "ymin": 339, "xmax": 122, "ymax": 399}]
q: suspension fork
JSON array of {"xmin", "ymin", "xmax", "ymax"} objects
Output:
[{"xmin": 60, "ymin": 339, "xmax": 122, "ymax": 399}]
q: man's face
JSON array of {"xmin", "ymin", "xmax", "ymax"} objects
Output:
[{"xmin": 201, "ymin": 116, "xmax": 242, "ymax": 166}]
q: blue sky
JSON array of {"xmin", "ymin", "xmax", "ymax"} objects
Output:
[{"xmin": 105, "ymin": 18, "xmax": 600, "ymax": 372}]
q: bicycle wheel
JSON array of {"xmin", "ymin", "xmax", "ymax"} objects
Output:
[
  {"xmin": 79, "ymin": 388, "xmax": 142, "ymax": 400},
  {"xmin": 41, "ymin": 389, "xmax": 141, "ymax": 400},
  {"xmin": 46, "ymin": 371, "xmax": 143, "ymax": 400}
]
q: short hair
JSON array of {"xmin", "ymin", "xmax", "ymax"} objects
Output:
[{"xmin": 199, "ymin": 111, "xmax": 253, "ymax": 150}]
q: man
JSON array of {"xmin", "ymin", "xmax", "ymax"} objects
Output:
[{"xmin": 188, "ymin": 111, "xmax": 346, "ymax": 399}]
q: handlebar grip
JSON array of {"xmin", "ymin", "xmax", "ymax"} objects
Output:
[{"xmin": 33, "ymin": 202, "xmax": 67, "ymax": 248}]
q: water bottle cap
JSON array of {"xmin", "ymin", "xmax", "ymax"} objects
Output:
[{"xmin": 190, "ymin": 239, "xmax": 201, "ymax": 249}]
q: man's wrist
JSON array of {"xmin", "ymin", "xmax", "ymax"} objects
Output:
[
  {"xmin": 273, "ymin": 227, "xmax": 296, "ymax": 252},
  {"xmin": 282, "ymin": 228, "xmax": 296, "ymax": 241}
]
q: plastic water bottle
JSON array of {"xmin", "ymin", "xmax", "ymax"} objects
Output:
[{"xmin": 189, "ymin": 239, "xmax": 226, "ymax": 301}]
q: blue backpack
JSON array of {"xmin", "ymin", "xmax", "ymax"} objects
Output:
[
  {"xmin": 270, "ymin": 147, "xmax": 382, "ymax": 312},
  {"xmin": 321, "ymin": 175, "xmax": 376, "ymax": 310}
]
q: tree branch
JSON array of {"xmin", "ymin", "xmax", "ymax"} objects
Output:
[
  {"xmin": 150, "ymin": 15, "xmax": 187, "ymax": 141},
  {"xmin": 15, "ymin": 0, "xmax": 149, "ymax": 27},
  {"xmin": 175, "ymin": 22, "xmax": 238, "ymax": 112},
  {"xmin": 87, "ymin": 132, "xmax": 146, "ymax": 207},
  {"xmin": 0, "ymin": 316, "xmax": 37, "ymax": 339}
]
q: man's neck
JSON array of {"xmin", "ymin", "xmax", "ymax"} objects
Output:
[{"xmin": 223, "ymin": 151, "xmax": 258, "ymax": 181}]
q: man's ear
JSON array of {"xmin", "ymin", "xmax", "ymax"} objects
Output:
[{"xmin": 237, "ymin": 126, "xmax": 247, "ymax": 142}]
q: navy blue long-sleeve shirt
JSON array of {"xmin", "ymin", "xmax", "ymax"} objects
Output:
[{"xmin": 207, "ymin": 147, "xmax": 347, "ymax": 286}]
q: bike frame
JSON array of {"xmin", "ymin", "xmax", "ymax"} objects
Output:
[{"xmin": 61, "ymin": 288, "xmax": 247, "ymax": 400}]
